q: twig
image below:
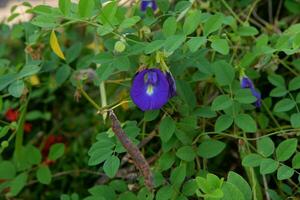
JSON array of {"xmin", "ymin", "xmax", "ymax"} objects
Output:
[
  {"xmin": 268, "ymin": 0, "xmax": 273, "ymax": 24},
  {"xmin": 108, "ymin": 110, "xmax": 154, "ymax": 190},
  {"xmin": 121, "ymin": 131, "xmax": 157, "ymax": 165},
  {"xmin": 27, "ymin": 169, "xmax": 104, "ymax": 186},
  {"xmin": 262, "ymin": 175, "xmax": 271, "ymax": 200}
]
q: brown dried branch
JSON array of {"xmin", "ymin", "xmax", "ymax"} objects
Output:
[
  {"xmin": 108, "ymin": 110, "xmax": 154, "ymax": 190},
  {"xmin": 121, "ymin": 130, "xmax": 157, "ymax": 165}
]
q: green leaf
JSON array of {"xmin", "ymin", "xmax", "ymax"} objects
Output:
[
  {"xmin": 242, "ymin": 153, "xmax": 263, "ymax": 167},
  {"xmin": 0, "ymin": 161, "xmax": 16, "ymax": 179},
  {"xmin": 56, "ymin": 65, "xmax": 71, "ymax": 85},
  {"xmin": 18, "ymin": 65, "xmax": 41, "ymax": 79},
  {"xmin": 291, "ymin": 113, "xmax": 300, "ymax": 128},
  {"xmin": 221, "ymin": 182, "xmax": 245, "ymax": 200},
  {"xmin": 96, "ymin": 64, "xmax": 115, "ymax": 81},
  {"xmin": 9, "ymin": 172, "xmax": 28, "ymax": 196},
  {"xmin": 103, "ymin": 155, "xmax": 120, "ymax": 178},
  {"xmin": 0, "ymin": 73, "xmax": 18, "ymax": 91},
  {"xmin": 211, "ymin": 95, "xmax": 233, "ymax": 111},
  {"xmin": 203, "ymin": 14, "xmax": 223, "ymax": 36},
  {"xmin": 292, "ymin": 152, "xmax": 300, "ymax": 169},
  {"xmin": 88, "ymin": 147, "xmax": 113, "ymax": 166},
  {"xmin": 259, "ymin": 158, "xmax": 279, "ymax": 175},
  {"xmin": 119, "ymin": 16, "xmax": 141, "ymax": 29},
  {"xmin": 8, "ymin": 80, "xmax": 24, "ymax": 98},
  {"xmin": 227, "ymin": 171, "xmax": 252, "ymax": 200},
  {"xmin": 176, "ymin": 80, "xmax": 197, "ymax": 109},
  {"xmin": 211, "ymin": 38, "xmax": 229, "ymax": 55},
  {"xmin": 25, "ymin": 145, "xmax": 42, "ymax": 165},
  {"xmin": 277, "ymin": 165, "xmax": 294, "ymax": 180},
  {"xmin": 257, "ymin": 137, "xmax": 275, "ymax": 157},
  {"xmin": 158, "ymin": 152, "xmax": 175, "ymax": 171},
  {"xmin": 78, "ymin": 0, "xmax": 95, "ymax": 18},
  {"xmin": 288, "ymin": 76, "xmax": 300, "ymax": 91},
  {"xmin": 234, "ymin": 114, "xmax": 257, "ymax": 133},
  {"xmin": 176, "ymin": 146, "xmax": 196, "ymax": 162},
  {"xmin": 183, "ymin": 10, "xmax": 202, "ymax": 35},
  {"xmin": 268, "ymin": 74, "xmax": 285, "ymax": 87},
  {"xmin": 237, "ymin": 26, "xmax": 259, "ymax": 36},
  {"xmin": 182, "ymin": 180, "xmax": 198, "ymax": 196},
  {"xmin": 276, "ymin": 138, "xmax": 297, "ymax": 161},
  {"xmin": 59, "ymin": 0, "xmax": 71, "ymax": 15},
  {"xmin": 195, "ymin": 107, "xmax": 217, "ymax": 118},
  {"xmin": 159, "ymin": 117, "xmax": 176, "ymax": 142},
  {"xmin": 234, "ymin": 89, "xmax": 257, "ymax": 104},
  {"xmin": 212, "ymin": 60, "xmax": 235, "ymax": 86},
  {"xmin": 37, "ymin": 165, "xmax": 52, "ymax": 184},
  {"xmin": 186, "ymin": 37, "xmax": 207, "ymax": 52},
  {"xmin": 162, "ymin": 17, "xmax": 177, "ymax": 37},
  {"xmin": 170, "ymin": 164, "xmax": 186, "ymax": 188},
  {"xmin": 156, "ymin": 185, "xmax": 173, "ymax": 200},
  {"xmin": 97, "ymin": 24, "xmax": 114, "ymax": 36},
  {"xmin": 215, "ymin": 114, "xmax": 233, "ymax": 132},
  {"xmin": 48, "ymin": 143, "xmax": 65, "ymax": 161},
  {"xmin": 197, "ymin": 140, "xmax": 226, "ymax": 159},
  {"xmin": 144, "ymin": 40, "xmax": 165, "ymax": 54},
  {"xmin": 270, "ymin": 87, "xmax": 288, "ymax": 97},
  {"xmin": 144, "ymin": 110, "xmax": 160, "ymax": 122},
  {"xmin": 164, "ymin": 35, "xmax": 186, "ymax": 53}
]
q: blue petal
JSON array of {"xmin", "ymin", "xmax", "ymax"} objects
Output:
[
  {"xmin": 130, "ymin": 68, "xmax": 170, "ymax": 111},
  {"xmin": 250, "ymin": 88, "xmax": 262, "ymax": 108},
  {"xmin": 166, "ymin": 72, "xmax": 177, "ymax": 98},
  {"xmin": 240, "ymin": 76, "xmax": 254, "ymax": 89},
  {"xmin": 140, "ymin": 0, "xmax": 157, "ymax": 11}
]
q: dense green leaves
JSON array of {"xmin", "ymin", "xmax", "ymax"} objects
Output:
[{"xmin": 176, "ymin": 146, "xmax": 196, "ymax": 162}]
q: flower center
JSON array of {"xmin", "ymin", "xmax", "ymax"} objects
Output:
[{"xmin": 146, "ymin": 85, "xmax": 154, "ymax": 96}]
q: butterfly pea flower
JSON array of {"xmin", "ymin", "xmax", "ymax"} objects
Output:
[
  {"xmin": 130, "ymin": 68, "xmax": 175, "ymax": 111},
  {"xmin": 240, "ymin": 76, "xmax": 262, "ymax": 107},
  {"xmin": 166, "ymin": 72, "xmax": 177, "ymax": 98},
  {"xmin": 140, "ymin": 0, "xmax": 157, "ymax": 12}
]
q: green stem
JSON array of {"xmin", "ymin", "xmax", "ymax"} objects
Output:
[
  {"xmin": 220, "ymin": 0, "xmax": 244, "ymax": 24},
  {"xmin": 79, "ymin": 87, "xmax": 102, "ymax": 111},
  {"xmin": 14, "ymin": 97, "xmax": 29, "ymax": 166}
]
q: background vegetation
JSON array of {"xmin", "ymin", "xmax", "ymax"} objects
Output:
[{"xmin": 1, "ymin": 0, "xmax": 300, "ymax": 199}]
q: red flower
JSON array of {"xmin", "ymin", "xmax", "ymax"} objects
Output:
[
  {"xmin": 23, "ymin": 122, "xmax": 32, "ymax": 133},
  {"xmin": 5, "ymin": 109, "xmax": 19, "ymax": 122}
]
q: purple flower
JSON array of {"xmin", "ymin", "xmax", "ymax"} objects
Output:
[
  {"xmin": 130, "ymin": 68, "xmax": 176, "ymax": 111},
  {"xmin": 166, "ymin": 72, "xmax": 177, "ymax": 98},
  {"xmin": 240, "ymin": 76, "xmax": 261, "ymax": 108},
  {"xmin": 140, "ymin": 0, "xmax": 157, "ymax": 12}
]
